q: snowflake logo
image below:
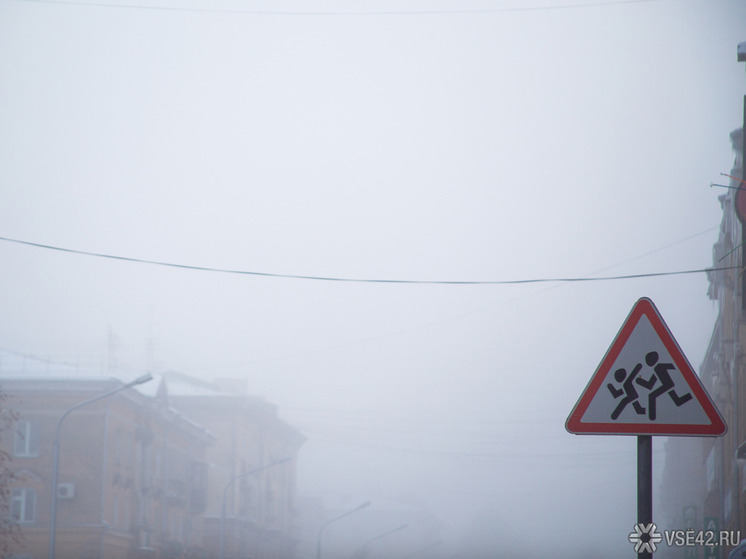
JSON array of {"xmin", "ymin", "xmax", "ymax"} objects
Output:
[{"xmin": 629, "ymin": 523, "xmax": 662, "ymax": 554}]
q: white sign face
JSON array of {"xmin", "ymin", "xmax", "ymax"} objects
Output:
[
  {"xmin": 580, "ymin": 314, "xmax": 709, "ymax": 425},
  {"xmin": 566, "ymin": 298, "xmax": 726, "ymax": 436}
]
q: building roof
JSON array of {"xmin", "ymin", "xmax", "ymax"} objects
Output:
[{"xmin": 0, "ymin": 349, "xmax": 302, "ymax": 446}]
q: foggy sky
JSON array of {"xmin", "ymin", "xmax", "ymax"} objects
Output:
[{"xmin": 1, "ymin": 0, "xmax": 745, "ymax": 556}]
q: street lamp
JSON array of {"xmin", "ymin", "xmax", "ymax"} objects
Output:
[
  {"xmin": 219, "ymin": 457, "xmax": 292, "ymax": 559},
  {"xmin": 355, "ymin": 523, "xmax": 408, "ymax": 559},
  {"xmin": 316, "ymin": 501, "xmax": 371, "ymax": 559},
  {"xmin": 48, "ymin": 373, "xmax": 153, "ymax": 559}
]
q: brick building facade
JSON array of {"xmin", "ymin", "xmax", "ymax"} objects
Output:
[
  {"xmin": 659, "ymin": 127, "xmax": 744, "ymax": 559},
  {"xmin": 0, "ymin": 371, "xmax": 304, "ymax": 559}
]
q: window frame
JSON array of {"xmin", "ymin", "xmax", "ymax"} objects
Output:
[
  {"xmin": 10, "ymin": 488, "xmax": 36, "ymax": 524},
  {"xmin": 13, "ymin": 420, "xmax": 39, "ymax": 458}
]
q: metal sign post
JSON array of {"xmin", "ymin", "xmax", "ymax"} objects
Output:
[
  {"xmin": 638, "ymin": 435, "xmax": 653, "ymax": 559},
  {"xmin": 567, "ymin": 298, "xmax": 727, "ymax": 558}
]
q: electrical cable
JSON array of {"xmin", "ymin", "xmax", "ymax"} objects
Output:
[
  {"xmin": 12, "ymin": 0, "xmax": 667, "ymax": 16},
  {"xmin": 0, "ymin": 235, "xmax": 736, "ymax": 285}
]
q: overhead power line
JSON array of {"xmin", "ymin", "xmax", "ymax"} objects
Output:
[
  {"xmin": 14, "ymin": 0, "xmax": 665, "ymax": 16},
  {"xmin": 0, "ymin": 235, "xmax": 736, "ymax": 285}
]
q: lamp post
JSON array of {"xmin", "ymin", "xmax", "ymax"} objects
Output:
[
  {"xmin": 219, "ymin": 457, "xmax": 291, "ymax": 559},
  {"xmin": 48, "ymin": 373, "xmax": 153, "ymax": 559},
  {"xmin": 355, "ymin": 523, "xmax": 408, "ymax": 559},
  {"xmin": 316, "ymin": 501, "xmax": 371, "ymax": 559}
]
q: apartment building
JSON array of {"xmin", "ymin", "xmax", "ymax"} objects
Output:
[
  {"xmin": 1, "ymin": 376, "xmax": 214, "ymax": 559},
  {"xmin": 0, "ymin": 345, "xmax": 306, "ymax": 559},
  {"xmin": 166, "ymin": 373, "xmax": 305, "ymax": 559},
  {"xmin": 658, "ymin": 127, "xmax": 744, "ymax": 559}
]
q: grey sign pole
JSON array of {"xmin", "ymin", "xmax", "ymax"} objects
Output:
[
  {"xmin": 638, "ymin": 435, "xmax": 653, "ymax": 559},
  {"xmin": 566, "ymin": 297, "xmax": 727, "ymax": 558}
]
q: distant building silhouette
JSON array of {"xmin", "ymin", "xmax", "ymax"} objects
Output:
[
  {"xmin": 658, "ymin": 127, "xmax": 744, "ymax": 559},
  {"xmin": 0, "ymin": 366, "xmax": 303, "ymax": 559}
]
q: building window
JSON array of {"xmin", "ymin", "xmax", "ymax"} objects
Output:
[
  {"xmin": 10, "ymin": 488, "xmax": 36, "ymax": 523},
  {"xmin": 154, "ymin": 448, "xmax": 162, "ymax": 480},
  {"xmin": 706, "ymin": 446, "xmax": 716, "ymax": 491},
  {"xmin": 113, "ymin": 428, "xmax": 121, "ymax": 465},
  {"xmin": 112, "ymin": 493, "xmax": 119, "ymax": 528},
  {"xmin": 127, "ymin": 433, "xmax": 135, "ymax": 470},
  {"xmin": 123, "ymin": 495, "xmax": 130, "ymax": 531},
  {"xmin": 13, "ymin": 421, "xmax": 39, "ymax": 457}
]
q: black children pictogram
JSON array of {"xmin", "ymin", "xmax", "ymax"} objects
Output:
[
  {"xmin": 634, "ymin": 351, "xmax": 693, "ymax": 421},
  {"xmin": 608, "ymin": 363, "xmax": 647, "ymax": 420}
]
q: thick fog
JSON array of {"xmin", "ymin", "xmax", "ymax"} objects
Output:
[{"xmin": 1, "ymin": 0, "xmax": 745, "ymax": 557}]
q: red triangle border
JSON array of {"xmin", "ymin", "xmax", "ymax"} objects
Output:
[{"xmin": 566, "ymin": 298, "xmax": 727, "ymax": 436}]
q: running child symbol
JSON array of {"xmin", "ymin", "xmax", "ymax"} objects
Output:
[
  {"xmin": 607, "ymin": 363, "xmax": 647, "ymax": 420},
  {"xmin": 634, "ymin": 351, "xmax": 693, "ymax": 421}
]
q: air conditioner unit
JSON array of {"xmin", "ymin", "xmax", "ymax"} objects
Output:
[{"xmin": 57, "ymin": 483, "xmax": 75, "ymax": 499}]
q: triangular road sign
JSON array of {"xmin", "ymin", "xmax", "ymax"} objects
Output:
[{"xmin": 566, "ymin": 297, "xmax": 726, "ymax": 436}]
